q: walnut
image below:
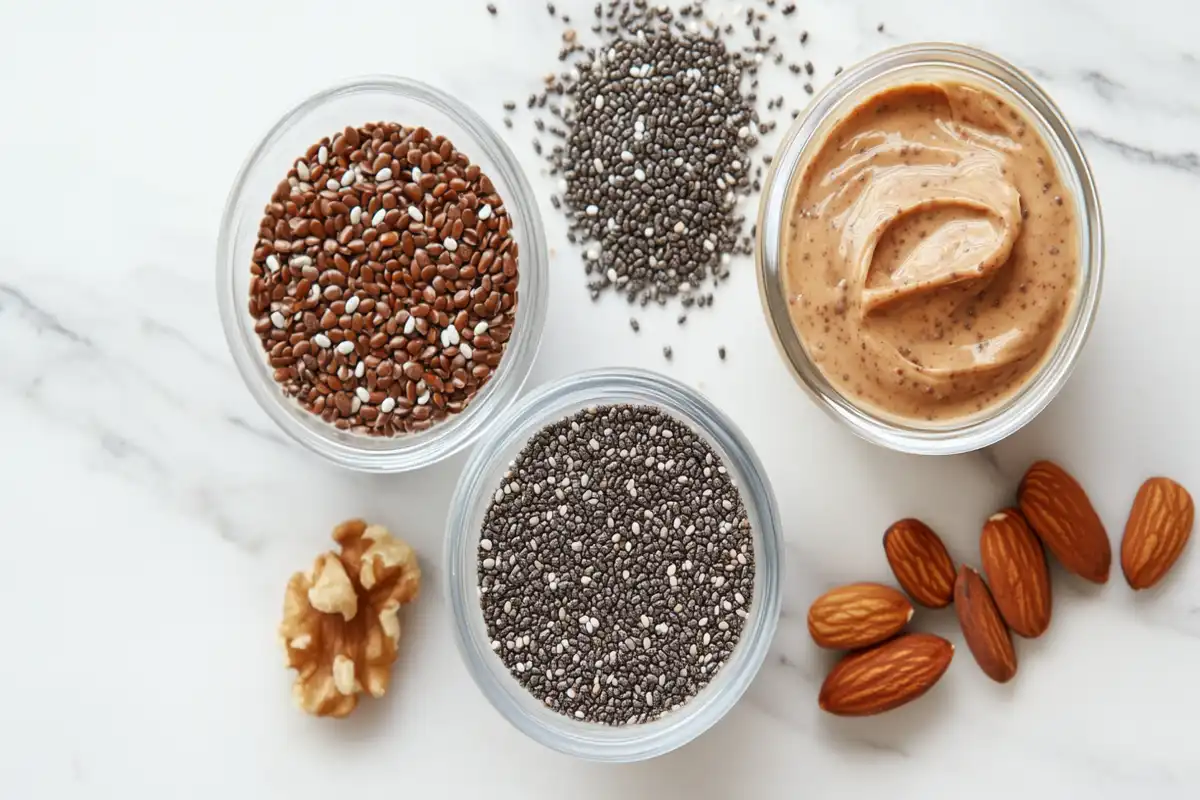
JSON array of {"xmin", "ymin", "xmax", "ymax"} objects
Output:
[{"xmin": 279, "ymin": 519, "xmax": 421, "ymax": 717}]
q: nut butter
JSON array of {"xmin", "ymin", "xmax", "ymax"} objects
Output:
[{"xmin": 781, "ymin": 80, "xmax": 1080, "ymax": 423}]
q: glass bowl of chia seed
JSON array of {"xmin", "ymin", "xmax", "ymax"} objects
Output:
[
  {"xmin": 445, "ymin": 368, "xmax": 783, "ymax": 761},
  {"xmin": 216, "ymin": 75, "xmax": 548, "ymax": 472}
]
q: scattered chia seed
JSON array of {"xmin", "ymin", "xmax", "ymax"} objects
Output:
[
  {"xmin": 477, "ymin": 404, "xmax": 755, "ymax": 725},
  {"xmin": 718, "ymin": 346, "xmax": 727, "ymax": 360},
  {"xmin": 663, "ymin": 345, "xmax": 673, "ymax": 360},
  {"xmin": 630, "ymin": 317, "xmax": 640, "ymax": 333},
  {"xmin": 487, "ymin": 3, "xmax": 496, "ymax": 14},
  {"xmin": 516, "ymin": 1, "xmax": 818, "ymax": 310}
]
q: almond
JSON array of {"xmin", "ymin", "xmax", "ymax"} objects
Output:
[
  {"xmin": 1121, "ymin": 477, "xmax": 1195, "ymax": 590},
  {"xmin": 883, "ymin": 518, "xmax": 957, "ymax": 608},
  {"xmin": 1018, "ymin": 460, "xmax": 1111, "ymax": 584},
  {"xmin": 807, "ymin": 582, "xmax": 913, "ymax": 649},
  {"xmin": 980, "ymin": 509, "xmax": 1052, "ymax": 638},
  {"xmin": 954, "ymin": 566, "xmax": 1017, "ymax": 683},
  {"xmin": 818, "ymin": 633, "xmax": 954, "ymax": 716}
]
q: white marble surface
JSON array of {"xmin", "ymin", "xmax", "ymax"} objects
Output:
[{"xmin": 3, "ymin": 0, "xmax": 1200, "ymax": 796}]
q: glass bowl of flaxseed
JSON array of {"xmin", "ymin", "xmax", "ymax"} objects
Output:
[{"xmin": 217, "ymin": 76, "xmax": 548, "ymax": 472}]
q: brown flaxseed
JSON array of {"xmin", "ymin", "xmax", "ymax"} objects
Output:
[{"xmin": 249, "ymin": 122, "xmax": 519, "ymax": 436}]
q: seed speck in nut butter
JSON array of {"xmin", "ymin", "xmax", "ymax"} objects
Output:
[{"xmin": 782, "ymin": 82, "xmax": 1079, "ymax": 422}]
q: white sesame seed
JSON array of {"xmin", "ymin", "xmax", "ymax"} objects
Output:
[
  {"xmin": 349, "ymin": 207, "xmax": 362, "ymax": 225},
  {"xmin": 355, "ymin": 387, "xmax": 370, "ymax": 403},
  {"xmin": 326, "ymin": 178, "xmax": 340, "ymax": 191},
  {"xmin": 478, "ymin": 204, "xmax": 492, "ymax": 220},
  {"xmin": 375, "ymin": 167, "xmax": 393, "ymax": 182},
  {"xmin": 340, "ymin": 170, "xmax": 356, "ymax": 187},
  {"xmin": 460, "ymin": 342, "xmax": 473, "ymax": 359},
  {"xmin": 380, "ymin": 397, "xmax": 395, "ymax": 413},
  {"xmin": 313, "ymin": 333, "xmax": 332, "ymax": 349},
  {"xmin": 354, "ymin": 361, "xmax": 365, "ymax": 378},
  {"xmin": 444, "ymin": 237, "xmax": 458, "ymax": 252},
  {"xmin": 417, "ymin": 391, "xmax": 431, "ymax": 405},
  {"xmin": 295, "ymin": 161, "xmax": 309, "ymax": 181},
  {"xmin": 344, "ymin": 295, "xmax": 360, "ymax": 314},
  {"xmin": 404, "ymin": 315, "xmax": 416, "ymax": 335},
  {"xmin": 317, "ymin": 146, "xmax": 328, "ymax": 165},
  {"xmin": 474, "ymin": 320, "xmax": 489, "ymax": 335},
  {"xmin": 336, "ymin": 340, "xmax": 355, "ymax": 355},
  {"xmin": 371, "ymin": 208, "xmax": 386, "ymax": 227},
  {"xmin": 411, "ymin": 166, "xmax": 422, "ymax": 182},
  {"xmin": 407, "ymin": 206, "xmax": 423, "ymax": 223}
]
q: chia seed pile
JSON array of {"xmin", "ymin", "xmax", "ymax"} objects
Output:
[
  {"xmin": 477, "ymin": 404, "xmax": 755, "ymax": 725},
  {"xmin": 507, "ymin": 0, "xmax": 828, "ymax": 310}
]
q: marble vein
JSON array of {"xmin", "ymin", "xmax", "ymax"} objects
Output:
[{"xmin": 1079, "ymin": 129, "xmax": 1200, "ymax": 177}]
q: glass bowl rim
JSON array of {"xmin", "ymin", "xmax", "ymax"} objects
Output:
[
  {"xmin": 215, "ymin": 74, "xmax": 548, "ymax": 472},
  {"xmin": 443, "ymin": 367, "xmax": 784, "ymax": 761}
]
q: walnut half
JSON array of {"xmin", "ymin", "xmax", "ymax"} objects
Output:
[{"xmin": 279, "ymin": 519, "xmax": 421, "ymax": 717}]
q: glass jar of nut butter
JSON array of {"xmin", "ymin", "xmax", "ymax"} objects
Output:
[{"xmin": 757, "ymin": 44, "xmax": 1103, "ymax": 455}]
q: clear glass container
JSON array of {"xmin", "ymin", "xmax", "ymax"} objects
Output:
[
  {"xmin": 756, "ymin": 44, "xmax": 1103, "ymax": 455},
  {"xmin": 216, "ymin": 76, "xmax": 548, "ymax": 472},
  {"xmin": 444, "ymin": 369, "xmax": 783, "ymax": 761}
]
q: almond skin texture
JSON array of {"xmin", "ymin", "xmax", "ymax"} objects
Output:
[
  {"xmin": 1121, "ymin": 477, "xmax": 1195, "ymax": 590},
  {"xmin": 818, "ymin": 633, "xmax": 954, "ymax": 716},
  {"xmin": 1019, "ymin": 460, "xmax": 1111, "ymax": 584},
  {"xmin": 980, "ymin": 509, "xmax": 1052, "ymax": 638},
  {"xmin": 954, "ymin": 566, "xmax": 1017, "ymax": 683},
  {"xmin": 807, "ymin": 583, "xmax": 913, "ymax": 649},
  {"xmin": 884, "ymin": 519, "xmax": 957, "ymax": 608}
]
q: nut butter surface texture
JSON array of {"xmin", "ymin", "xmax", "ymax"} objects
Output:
[{"xmin": 782, "ymin": 82, "xmax": 1079, "ymax": 422}]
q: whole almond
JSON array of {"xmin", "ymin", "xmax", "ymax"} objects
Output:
[
  {"xmin": 980, "ymin": 509, "xmax": 1052, "ymax": 637},
  {"xmin": 818, "ymin": 633, "xmax": 954, "ymax": 716},
  {"xmin": 954, "ymin": 566, "xmax": 1017, "ymax": 683},
  {"xmin": 1019, "ymin": 460, "xmax": 1111, "ymax": 584},
  {"xmin": 807, "ymin": 583, "xmax": 913, "ymax": 649},
  {"xmin": 884, "ymin": 518, "xmax": 957, "ymax": 608},
  {"xmin": 1121, "ymin": 477, "xmax": 1195, "ymax": 590}
]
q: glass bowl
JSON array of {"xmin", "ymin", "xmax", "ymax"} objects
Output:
[
  {"xmin": 444, "ymin": 368, "xmax": 783, "ymax": 761},
  {"xmin": 216, "ymin": 75, "xmax": 548, "ymax": 472},
  {"xmin": 756, "ymin": 44, "xmax": 1104, "ymax": 455}
]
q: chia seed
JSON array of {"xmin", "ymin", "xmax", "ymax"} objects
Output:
[
  {"xmin": 520, "ymin": 1, "xmax": 811, "ymax": 309},
  {"xmin": 477, "ymin": 404, "xmax": 755, "ymax": 725}
]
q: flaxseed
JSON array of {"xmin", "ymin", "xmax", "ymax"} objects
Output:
[{"xmin": 248, "ymin": 122, "xmax": 518, "ymax": 435}]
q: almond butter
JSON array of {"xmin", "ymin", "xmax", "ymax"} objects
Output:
[
  {"xmin": 807, "ymin": 582, "xmax": 913, "ymax": 649},
  {"xmin": 818, "ymin": 633, "xmax": 954, "ymax": 716},
  {"xmin": 1121, "ymin": 477, "xmax": 1195, "ymax": 590},
  {"xmin": 980, "ymin": 509, "xmax": 1052, "ymax": 638},
  {"xmin": 954, "ymin": 566, "xmax": 1017, "ymax": 683},
  {"xmin": 883, "ymin": 518, "xmax": 957, "ymax": 608},
  {"xmin": 1019, "ymin": 460, "xmax": 1111, "ymax": 584}
]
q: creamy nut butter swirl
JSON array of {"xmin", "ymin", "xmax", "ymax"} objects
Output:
[{"xmin": 782, "ymin": 82, "xmax": 1079, "ymax": 422}]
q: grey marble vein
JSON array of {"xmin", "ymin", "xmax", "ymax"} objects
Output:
[{"xmin": 1080, "ymin": 128, "xmax": 1200, "ymax": 176}]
